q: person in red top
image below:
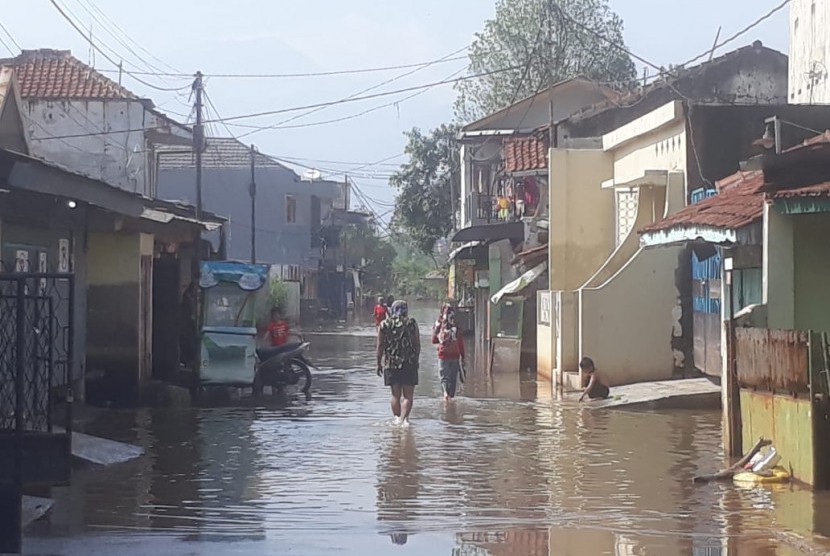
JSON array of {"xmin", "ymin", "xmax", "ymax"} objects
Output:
[
  {"xmin": 267, "ymin": 308, "xmax": 290, "ymax": 347},
  {"xmin": 432, "ymin": 302, "xmax": 465, "ymax": 401},
  {"xmin": 373, "ymin": 296, "xmax": 388, "ymax": 328}
]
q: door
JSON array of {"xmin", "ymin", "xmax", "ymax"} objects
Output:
[{"xmin": 152, "ymin": 255, "xmax": 180, "ymax": 381}]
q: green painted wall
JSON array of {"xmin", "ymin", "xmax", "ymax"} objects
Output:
[
  {"xmin": 740, "ymin": 390, "xmax": 814, "ymax": 485},
  {"xmin": 794, "ymin": 214, "xmax": 830, "ymax": 333}
]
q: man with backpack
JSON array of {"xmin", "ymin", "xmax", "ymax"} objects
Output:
[
  {"xmin": 432, "ymin": 302, "xmax": 465, "ymax": 401},
  {"xmin": 376, "ymin": 300, "xmax": 421, "ymax": 427}
]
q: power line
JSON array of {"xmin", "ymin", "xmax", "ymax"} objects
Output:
[
  {"xmin": 0, "ymin": 19, "xmax": 21, "ymax": 51},
  {"xmin": 48, "ymin": 0, "xmax": 192, "ymax": 92},
  {"xmin": 0, "ymin": 33, "xmax": 13, "ymax": 56},
  {"xmin": 680, "ymin": 0, "xmax": 790, "ymax": 68},
  {"xmin": 33, "ymin": 65, "xmax": 522, "ymax": 141},
  {"xmin": 236, "ymin": 46, "xmax": 469, "ymax": 139},
  {"xmin": 92, "ymin": 55, "xmax": 470, "ymax": 79}
]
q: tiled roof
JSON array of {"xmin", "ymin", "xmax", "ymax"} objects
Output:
[
  {"xmin": 158, "ymin": 137, "xmax": 290, "ymax": 170},
  {"xmin": 639, "ymin": 171, "xmax": 765, "ymax": 234},
  {"xmin": 2, "ymin": 49, "xmax": 137, "ymax": 100},
  {"xmin": 772, "ymin": 181, "xmax": 830, "ymax": 198},
  {"xmin": 504, "ymin": 136, "xmax": 547, "ymax": 173}
]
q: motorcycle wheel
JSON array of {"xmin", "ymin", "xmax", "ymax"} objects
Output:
[{"xmin": 287, "ymin": 359, "xmax": 312, "ymax": 395}]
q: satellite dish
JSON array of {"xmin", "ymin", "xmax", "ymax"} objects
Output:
[{"xmin": 302, "ymin": 169, "xmax": 322, "ymax": 181}]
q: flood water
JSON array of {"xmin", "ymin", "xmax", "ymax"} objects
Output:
[{"xmin": 23, "ymin": 307, "xmax": 830, "ymax": 555}]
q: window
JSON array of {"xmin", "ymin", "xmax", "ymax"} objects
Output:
[{"xmin": 286, "ymin": 195, "xmax": 297, "ymax": 224}]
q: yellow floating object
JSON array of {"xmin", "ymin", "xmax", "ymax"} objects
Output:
[{"xmin": 733, "ymin": 466, "xmax": 790, "ymax": 485}]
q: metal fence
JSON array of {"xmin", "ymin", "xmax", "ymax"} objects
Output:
[{"xmin": 0, "ymin": 272, "xmax": 74, "ymax": 434}]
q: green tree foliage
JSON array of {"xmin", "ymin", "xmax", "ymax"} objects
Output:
[
  {"xmin": 454, "ymin": 0, "xmax": 637, "ymax": 122},
  {"xmin": 340, "ymin": 221, "xmax": 397, "ymax": 295},
  {"xmin": 390, "ymin": 124, "xmax": 460, "ymax": 254},
  {"xmin": 391, "ymin": 239, "xmax": 446, "ymax": 299}
]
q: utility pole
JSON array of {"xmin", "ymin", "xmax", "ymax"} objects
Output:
[
  {"xmin": 250, "ymin": 144, "xmax": 257, "ymax": 264},
  {"xmin": 193, "ymin": 71, "xmax": 204, "ymax": 220}
]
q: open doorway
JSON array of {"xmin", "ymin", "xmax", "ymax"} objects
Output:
[{"xmin": 152, "ymin": 254, "xmax": 180, "ymax": 382}]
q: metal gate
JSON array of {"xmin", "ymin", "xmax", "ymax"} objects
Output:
[{"xmin": 0, "ymin": 272, "xmax": 74, "ymax": 554}]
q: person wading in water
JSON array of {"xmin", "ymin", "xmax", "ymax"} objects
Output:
[
  {"xmin": 432, "ymin": 302, "xmax": 465, "ymax": 401},
  {"xmin": 578, "ymin": 356, "xmax": 610, "ymax": 402},
  {"xmin": 372, "ymin": 296, "xmax": 388, "ymax": 328},
  {"xmin": 377, "ymin": 300, "xmax": 420, "ymax": 427}
]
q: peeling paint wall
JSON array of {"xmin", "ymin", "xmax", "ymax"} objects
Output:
[
  {"xmin": 22, "ymin": 99, "xmax": 150, "ymax": 195},
  {"xmin": 790, "ymin": 0, "xmax": 830, "ymax": 104}
]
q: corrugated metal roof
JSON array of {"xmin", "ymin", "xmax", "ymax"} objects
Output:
[
  {"xmin": 158, "ymin": 137, "xmax": 289, "ymax": 170},
  {"xmin": 2, "ymin": 49, "xmax": 136, "ymax": 100},
  {"xmin": 639, "ymin": 170, "xmax": 765, "ymax": 234},
  {"xmin": 504, "ymin": 136, "xmax": 547, "ymax": 173}
]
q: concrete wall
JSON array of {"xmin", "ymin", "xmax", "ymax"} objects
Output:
[
  {"xmin": 579, "ymin": 246, "xmax": 683, "ymax": 386},
  {"xmin": 537, "ymin": 291, "xmax": 553, "ymax": 381},
  {"xmin": 741, "ymin": 390, "xmax": 815, "ymax": 485},
  {"xmin": 85, "ymin": 231, "xmax": 143, "ymax": 405},
  {"xmin": 548, "ymin": 149, "xmax": 615, "ymax": 291},
  {"xmin": 793, "ymin": 213, "xmax": 830, "ymax": 332},
  {"xmin": 158, "ymin": 166, "xmax": 337, "ymax": 269},
  {"xmin": 764, "ymin": 203, "xmax": 796, "ymax": 329},
  {"xmin": 23, "ymin": 100, "xmax": 150, "ymax": 195},
  {"xmin": 790, "ymin": 0, "xmax": 830, "ymax": 104}
]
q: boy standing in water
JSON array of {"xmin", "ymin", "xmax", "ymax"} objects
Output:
[
  {"xmin": 373, "ymin": 296, "xmax": 388, "ymax": 328},
  {"xmin": 377, "ymin": 300, "xmax": 420, "ymax": 427},
  {"xmin": 432, "ymin": 303, "xmax": 465, "ymax": 401},
  {"xmin": 267, "ymin": 308, "xmax": 290, "ymax": 347},
  {"xmin": 578, "ymin": 356, "xmax": 610, "ymax": 402}
]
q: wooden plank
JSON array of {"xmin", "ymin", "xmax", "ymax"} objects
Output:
[{"xmin": 736, "ymin": 327, "xmax": 810, "ymax": 393}]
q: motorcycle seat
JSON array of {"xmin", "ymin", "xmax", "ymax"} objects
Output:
[{"xmin": 257, "ymin": 342, "xmax": 302, "ymax": 362}]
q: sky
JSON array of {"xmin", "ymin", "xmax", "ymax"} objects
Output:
[{"xmin": 1, "ymin": 0, "xmax": 790, "ymax": 219}]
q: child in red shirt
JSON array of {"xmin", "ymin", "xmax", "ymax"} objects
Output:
[
  {"xmin": 373, "ymin": 296, "xmax": 388, "ymax": 327},
  {"xmin": 267, "ymin": 308, "xmax": 290, "ymax": 347}
]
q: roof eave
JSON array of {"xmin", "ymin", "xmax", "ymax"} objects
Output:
[{"xmin": 640, "ymin": 221, "xmax": 762, "ymax": 249}]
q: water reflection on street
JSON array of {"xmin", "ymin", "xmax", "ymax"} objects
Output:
[{"xmin": 24, "ymin": 308, "xmax": 830, "ymax": 555}]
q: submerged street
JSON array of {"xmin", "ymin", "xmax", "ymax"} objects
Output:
[{"xmin": 23, "ymin": 313, "xmax": 830, "ymax": 555}]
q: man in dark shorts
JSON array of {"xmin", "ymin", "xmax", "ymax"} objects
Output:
[
  {"xmin": 578, "ymin": 356, "xmax": 610, "ymax": 402},
  {"xmin": 377, "ymin": 300, "xmax": 420, "ymax": 426}
]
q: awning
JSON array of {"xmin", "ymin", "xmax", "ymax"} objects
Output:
[
  {"xmin": 451, "ymin": 221, "xmax": 524, "ymax": 243},
  {"xmin": 448, "ymin": 241, "xmax": 486, "ymax": 263},
  {"xmin": 490, "ymin": 262, "xmax": 547, "ymax": 304}
]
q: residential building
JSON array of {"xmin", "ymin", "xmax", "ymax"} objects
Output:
[
  {"xmin": 0, "ymin": 53, "xmax": 224, "ymax": 406},
  {"xmin": 2, "ymin": 49, "xmax": 192, "ymax": 196},
  {"xmin": 451, "ymin": 78, "xmax": 618, "ymax": 372},
  {"xmin": 790, "ymin": 0, "xmax": 830, "ymax": 103},
  {"xmin": 640, "ymin": 129, "xmax": 830, "ymax": 488},
  {"xmin": 535, "ymin": 42, "xmax": 792, "ymax": 389},
  {"xmin": 157, "ymin": 138, "xmax": 340, "ymax": 319}
]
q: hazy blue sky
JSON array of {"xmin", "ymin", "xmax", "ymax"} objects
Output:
[{"xmin": 2, "ymin": 1, "xmax": 789, "ymax": 214}]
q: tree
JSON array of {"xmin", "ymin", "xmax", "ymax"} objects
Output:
[
  {"xmin": 390, "ymin": 124, "xmax": 460, "ymax": 255},
  {"xmin": 454, "ymin": 0, "xmax": 637, "ymax": 123},
  {"xmin": 340, "ymin": 220, "xmax": 397, "ymax": 295}
]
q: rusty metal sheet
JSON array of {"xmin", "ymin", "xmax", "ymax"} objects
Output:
[{"xmin": 736, "ymin": 327, "xmax": 810, "ymax": 393}]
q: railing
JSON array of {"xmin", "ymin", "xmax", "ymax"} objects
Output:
[{"xmin": 0, "ymin": 272, "xmax": 74, "ymax": 554}]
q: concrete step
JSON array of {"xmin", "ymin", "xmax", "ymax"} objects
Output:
[
  {"xmin": 562, "ymin": 370, "xmax": 583, "ymax": 393},
  {"xmin": 54, "ymin": 427, "xmax": 144, "ymax": 466}
]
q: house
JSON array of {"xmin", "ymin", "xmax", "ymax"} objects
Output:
[
  {"xmin": 534, "ymin": 42, "xmax": 801, "ymax": 390},
  {"xmin": 0, "ymin": 52, "xmax": 225, "ymax": 405},
  {"xmin": 0, "ymin": 68, "xmax": 221, "ymax": 551},
  {"xmin": 640, "ymin": 130, "xmax": 830, "ymax": 487},
  {"xmin": 157, "ymin": 138, "xmax": 341, "ymax": 320},
  {"xmin": 2, "ymin": 49, "xmax": 192, "ymax": 196},
  {"xmin": 451, "ymin": 78, "xmax": 618, "ymax": 373},
  {"xmin": 790, "ymin": 0, "xmax": 830, "ymax": 104}
]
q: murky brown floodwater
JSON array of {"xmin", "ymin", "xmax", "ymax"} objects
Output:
[{"xmin": 23, "ymin": 307, "xmax": 830, "ymax": 555}]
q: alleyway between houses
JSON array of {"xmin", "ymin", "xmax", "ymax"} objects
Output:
[{"xmin": 21, "ymin": 308, "xmax": 830, "ymax": 555}]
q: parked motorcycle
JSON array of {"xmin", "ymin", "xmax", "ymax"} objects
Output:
[{"xmin": 253, "ymin": 340, "xmax": 314, "ymax": 396}]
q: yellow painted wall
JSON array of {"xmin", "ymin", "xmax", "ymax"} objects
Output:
[
  {"xmin": 740, "ymin": 390, "xmax": 814, "ymax": 485},
  {"xmin": 87, "ymin": 232, "xmax": 141, "ymax": 284},
  {"xmin": 548, "ymin": 149, "xmax": 615, "ymax": 292},
  {"xmin": 579, "ymin": 246, "xmax": 682, "ymax": 386},
  {"xmin": 609, "ymin": 120, "xmax": 687, "ymax": 187},
  {"xmin": 793, "ymin": 213, "xmax": 830, "ymax": 333},
  {"xmin": 764, "ymin": 203, "xmax": 795, "ymax": 329}
]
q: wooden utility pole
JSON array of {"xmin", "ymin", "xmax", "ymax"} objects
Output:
[
  {"xmin": 250, "ymin": 144, "xmax": 257, "ymax": 264},
  {"xmin": 193, "ymin": 71, "xmax": 204, "ymax": 220}
]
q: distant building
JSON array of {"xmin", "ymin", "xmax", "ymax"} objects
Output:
[{"xmin": 790, "ymin": 0, "xmax": 830, "ymax": 104}]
